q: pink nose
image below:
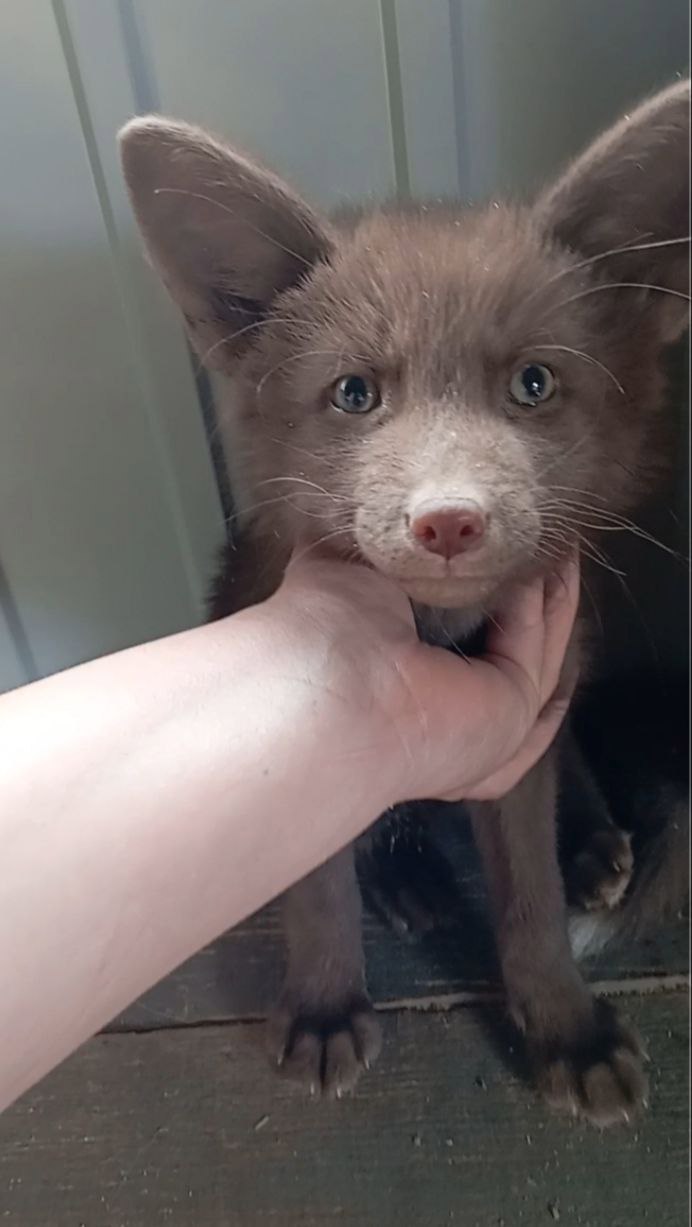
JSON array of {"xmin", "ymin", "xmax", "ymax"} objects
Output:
[{"xmin": 410, "ymin": 501, "xmax": 487, "ymax": 558}]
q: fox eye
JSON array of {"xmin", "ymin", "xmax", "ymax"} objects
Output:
[
  {"xmin": 509, "ymin": 363, "xmax": 556, "ymax": 406},
  {"xmin": 330, "ymin": 374, "xmax": 380, "ymax": 414}
]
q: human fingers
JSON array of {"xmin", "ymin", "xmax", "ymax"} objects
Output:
[
  {"xmin": 483, "ymin": 553, "xmax": 579, "ymax": 716},
  {"xmin": 483, "ymin": 574, "xmax": 547, "ymax": 711}
]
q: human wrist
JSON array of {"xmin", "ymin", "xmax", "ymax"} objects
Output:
[{"xmin": 233, "ymin": 594, "xmax": 408, "ymax": 819}]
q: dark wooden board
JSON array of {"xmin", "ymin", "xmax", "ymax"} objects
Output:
[
  {"xmin": 1, "ymin": 993, "xmax": 688, "ymax": 1227},
  {"xmin": 113, "ymin": 813, "xmax": 689, "ymax": 1029},
  {"xmin": 112, "ymin": 901, "xmax": 689, "ymax": 1030}
]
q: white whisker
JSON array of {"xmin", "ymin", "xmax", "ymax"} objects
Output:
[
  {"xmin": 554, "ymin": 281, "xmax": 691, "ymax": 312},
  {"xmin": 526, "ymin": 234, "xmax": 690, "ymax": 303},
  {"xmin": 535, "ymin": 344, "xmax": 626, "ymax": 395},
  {"xmin": 197, "ymin": 316, "xmax": 295, "ymax": 369}
]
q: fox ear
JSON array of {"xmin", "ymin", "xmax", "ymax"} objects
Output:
[
  {"xmin": 119, "ymin": 116, "xmax": 333, "ymax": 367},
  {"xmin": 536, "ymin": 80, "xmax": 690, "ymax": 342}
]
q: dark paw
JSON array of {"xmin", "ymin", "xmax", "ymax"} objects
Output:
[
  {"xmin": 533, "ymin": 999, "xmax": 648, "ymax": 1128},
  {"xmin": 267, "ymin": 994, "xmax": 381, "ymax": 1097},
  {"xmin": 566, "ymin": 826, "xmax": 634, "ymax": 912},
  {"xmin": 357, "ymin": 828, "xmax": 460, "ymax": 938}
]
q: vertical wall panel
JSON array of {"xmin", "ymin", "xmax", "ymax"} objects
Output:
[
  {"xmin": 0, "ymin": 601, "xmax": 29, "ymax": 694},
  {"xmin": 394, "ymin": 0, "xmax": 461, "ymax": 199},
  {"xmin": 61, "ymin": 0, "xmax": 228, "ymax": 588},
  {"xmin": 449, "ymin": 0, "xmax": 689, "ymax": 201},
  {"xmin": 0, "ymin": 5, "xmax": 224, "ymax": 685},
  {"xmin": 135, "ymin": 0, "xmax": 397, "ymax": 208}
]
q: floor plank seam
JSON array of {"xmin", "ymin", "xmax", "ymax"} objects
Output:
[{"xmin": 105, "ymin": 973, "xmax": 690, "ymax": 1036}]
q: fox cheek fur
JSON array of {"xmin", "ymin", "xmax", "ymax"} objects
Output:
[{"xmin": 119, "ymin": 80, "xmax": 689, "ymax": 1123}]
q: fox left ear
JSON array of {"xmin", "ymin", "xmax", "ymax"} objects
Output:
[
  {"xmin": 535, "ymin": 79, "xmax": 690, "ymax": 343},
  {"xmin": 119, "ymin": 115, "xmax": 333, "ymax": 369}
]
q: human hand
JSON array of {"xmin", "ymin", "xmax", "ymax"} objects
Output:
[{"xmin": 270, "ymin": 552, "xmax": 579, "ymax": 805}]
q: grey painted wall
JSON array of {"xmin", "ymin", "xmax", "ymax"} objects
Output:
[{"xmin": 451, "ymin": 0, "xmax": 689, "ymax": 201}]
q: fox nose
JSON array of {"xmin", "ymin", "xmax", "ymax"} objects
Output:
[{"xmin": 410, "ymin": 500, "xmax": 487, "ymax": 558}]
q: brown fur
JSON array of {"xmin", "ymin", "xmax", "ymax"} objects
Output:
[{"xmin": 120, "ymin": 80, "xmax": 690, "ymax": 1126}]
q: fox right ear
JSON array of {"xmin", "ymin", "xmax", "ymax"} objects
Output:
[
  {"xmin": 119, "ymin": 116, "xmax": 333, "ymax": 368},
  {"xmin": 535, "ymin": 79, "xmax": 690, "ymax": 343}
]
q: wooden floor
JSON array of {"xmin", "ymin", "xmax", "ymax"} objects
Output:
[{"xmin": 1, "ymin": 818, "xmax": 688, "ymax": 1226}]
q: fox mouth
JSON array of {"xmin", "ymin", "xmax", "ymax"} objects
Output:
[
  {"xmin": 356, "ymin": 539, "xmax": 502, "ymax": 597},
  {"xmin": 393, "ymin": 573, "xmax": 499, "ymax": 605},
  {"xmin": 360, "ymin": 562, "xmax": 503, "ymax": 610}
]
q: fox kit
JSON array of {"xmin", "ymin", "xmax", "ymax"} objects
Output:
[{"xmin": 120, "ymin": 80, "xmax": 690, "ymax": 1126}]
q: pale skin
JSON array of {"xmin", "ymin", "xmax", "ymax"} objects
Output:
[{"xmin": 0, "ymin": 552, "xmax": 578, "ymax": 1112}]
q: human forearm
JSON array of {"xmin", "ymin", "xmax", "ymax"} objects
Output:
[{"xmin": 0, "ymin": 608, "xmax": 396, "ymax": 1110}]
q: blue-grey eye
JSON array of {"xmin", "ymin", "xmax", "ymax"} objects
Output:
[
  {"xmin": 330, "ymin": 374, "xmax": 380, "ymax": 414},
  {"xmin": 509, "ymin": 363, "xmax": 556, "ymax": 406}
]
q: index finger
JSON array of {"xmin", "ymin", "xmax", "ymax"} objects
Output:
[
  {"xmin": 483, "ymin": 553, "xmax": 580, "ymax": 710},
  {"xmin": 485, "ymin": 572, "xmax": 547, "ymax": 692}
]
